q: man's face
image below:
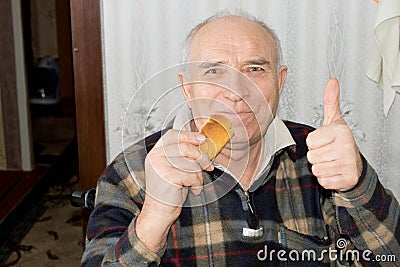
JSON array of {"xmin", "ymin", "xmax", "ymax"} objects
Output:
[{"xmin": 181, "ymin": 16, "xmax": 286, "ymax": 148}]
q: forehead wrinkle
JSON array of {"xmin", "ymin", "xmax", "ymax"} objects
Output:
[
  {"xmin": 201, "ymin": 34, "xmax": 267, "ymax": 46},
  {"xmin": 198, "ymin": 31, "xmax": 272, "ymax": 50},
  {"xmin": 193, "ymin": 47, "xmax": 273, "ymax": 67},
  {"xmin": 197, "ymin": 40, "xmax": 268, "ymax": 55}
]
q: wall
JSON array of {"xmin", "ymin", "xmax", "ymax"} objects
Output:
[{"xmin": 101, "ymin": 0, "xmax": 400, "ymax": 199}]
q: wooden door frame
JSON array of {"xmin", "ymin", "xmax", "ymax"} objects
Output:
[
  {"xmin": 55, "ymin": 0, "xmax": 75, "ymax": 115},
  {"xmin": 0, "ymin": 0, "xmax": 22, "ymax": 170},
  {"xmin": 70, "ymin": 0, "xmax": 106, "ymax": 190}
]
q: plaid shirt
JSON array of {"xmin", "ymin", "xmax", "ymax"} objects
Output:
[{"xmin": 82, "ymin": 121, "xmax": 400, "ymax": 266}]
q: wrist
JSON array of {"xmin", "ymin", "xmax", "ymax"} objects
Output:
[
  {"xmin": 136, "ymin": 199, "xmax": 180, "ymax": 252},
  {"xmin": 333, "ymin": 154, "xmax": 378, "ymax": 208},
  {"xmin": 136, "ymin": 210, "xmax": 171, "ymax": 252}
]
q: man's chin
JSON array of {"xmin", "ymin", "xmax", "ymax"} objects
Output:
[{"xmin": 227, "ymin": 132, "xmax": 262, "ymax": 149}]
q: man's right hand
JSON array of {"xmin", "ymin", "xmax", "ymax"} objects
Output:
[{"xmin": 136, "ymin": 129, "xmax": 213, "ymax": 252}]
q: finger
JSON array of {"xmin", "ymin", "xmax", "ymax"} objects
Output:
[
  {"xmin": 316, "ymin": 175, "xmax": 357, "ymax": 192},
  {"xmin": 306, "ymin": 126, "xmax": 336, "ymax": 150},
  {"xmin": 183, "ymin": 172, "xmax": 204, "ymax": 189},
  {"xmin": 316, "ymin": 175, "xmax": 344, "ymax": 190},
  {"xmin": 161, "ymin": 171, "xmax": 204, "ymax": 198},
  {"xmin": 323, "ymin": 78, "xmax": 342, "ymax": 126},
  {"xmin": 146, "ymin": 161, "xmax": 203, "ymax": 187},
  {"xmin": 165, "ymin": 154, "xmax": 205, "ymax": 173},
  {"xmin": 311, "ymin": 160, "xmax": 344, "ymax": 178},
  {"xmin": 157, "ymin": 143, "xmax": 214, "ymax": 172},
  {"xmin": 178, "ymin": 142, "xmax": 213, "ymax": 171},
  {"xmin": 196, "ymin": 148, "xmax": 215, "ymax": 172},
  {"xmin": 146, "ymin": 172, "xmax": 201, "ymax": 206},
  {"xmin": 190, "ymin": 172, "xmax": 205, "ymax": 195},
  {"xmin": 307, "ymin": 143, "xmax": 336, "ymax": 164},
  {"xmin": 146, "ymin": 149, "xmax": 199, "ymax": 176},
  {"xmin": 161, "ymin": 142, "xmax": 202, "ymax": 160},
  {"xmin": 154, "ymin": 129, "xmax": 206, "ymax": 148}
]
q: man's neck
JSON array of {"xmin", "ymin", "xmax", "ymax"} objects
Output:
[{"xmin": 214, "ymin": 140, "xmax": 263, "ymax": 191}]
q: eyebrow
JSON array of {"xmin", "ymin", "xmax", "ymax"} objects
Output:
[
  {"xmin": 198, "ymin": 61, "xmax": 226, "ymax": 69},
  {"xmin": 243, "ymin": 58, "xmax": 270, "ymax": 66},
  {"xmin": 198, "ymin": 58, "xmax": 271, "ymax": 69}
]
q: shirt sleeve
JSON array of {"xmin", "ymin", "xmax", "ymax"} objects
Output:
[
  {"xmin": 332, "ymin": 154, "xmax": 400, "ymax": 261},
  {"xmin": 80, "ymin": 158, "xmax": 165, "ymax": 266}
]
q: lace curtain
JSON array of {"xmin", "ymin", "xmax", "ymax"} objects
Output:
[{"xmin": 102, "ymin": 0, "xmax": 400, "ymax": 199}]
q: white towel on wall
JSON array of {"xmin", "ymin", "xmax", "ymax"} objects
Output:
[{"xmin": 367, "ymin": 0, "xmax": 400, "ymax": 116}]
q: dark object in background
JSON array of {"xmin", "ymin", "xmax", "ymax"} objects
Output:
[
  {"xmin": 30, "ymin": 56, "xmax": 60, "ymax": 105},
  {"xmin": 70, "ymin": 188, "xmax": 95, "ymax": 211}
]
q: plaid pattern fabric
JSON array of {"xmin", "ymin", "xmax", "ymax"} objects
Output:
[{"xmin": 81, "ymin": 121, "xmax": 400, "ymax": 266}]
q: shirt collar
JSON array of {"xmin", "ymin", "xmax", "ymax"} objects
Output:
[{"xmin": 172, "ymin": 105, "xmax": 196, "ymax": 131}]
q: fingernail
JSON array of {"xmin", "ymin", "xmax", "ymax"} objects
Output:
[
  {"xmin": 196, "ymin": 134, "xmax": 206, "ymax": 142},
  {"xmin": 191, "ymin": 187, "xmax": 202, "ymax": 196}
]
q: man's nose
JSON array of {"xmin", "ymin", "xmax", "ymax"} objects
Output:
[{"xmin": 222, "ymin": 72, "xmax": 250, "ymax": 101}]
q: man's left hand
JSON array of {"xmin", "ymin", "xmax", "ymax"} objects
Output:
[{"xmin": 306, "ymin": 79, "xmax": 363, "ymax": 192}]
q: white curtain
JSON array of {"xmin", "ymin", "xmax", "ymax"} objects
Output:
[{"xmin": 101, "ymin": 0, "xmax": 400, "ymax": 199}]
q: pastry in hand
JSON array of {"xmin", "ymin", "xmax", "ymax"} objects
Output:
[{"xmin": 199, "ymin": 114, "xmax": 234, "ymax": 160}]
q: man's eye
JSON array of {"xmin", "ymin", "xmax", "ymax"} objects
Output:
[
  {"xmin": 205, "ymin": 68, "xmax": 219, "ymax": 74},
  {"xmin": 249, "ymin": 66, "xmax": 264, "ymax": 72}
]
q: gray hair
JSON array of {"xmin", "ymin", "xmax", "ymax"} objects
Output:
[{"xmin": 182, "ymin": 10, "xmax": 283, "ymax": 69}]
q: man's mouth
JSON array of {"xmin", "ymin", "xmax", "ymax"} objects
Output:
[{"xmin": 219, "ymin": 110, "xmax": 253, "ymax": 116}]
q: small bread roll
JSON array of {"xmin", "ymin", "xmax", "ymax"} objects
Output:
[{"xmin": 199, "ymin": 114, "xmax": 234, "ymax": 159}]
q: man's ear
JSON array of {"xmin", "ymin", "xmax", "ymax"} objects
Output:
[
  {"xmin": 278, "ymin": 65, "xmax": 288, "ymax": 94},
  {"xmin": 178, "ymin": 71, "xmax": 192, "ymax": 108}
]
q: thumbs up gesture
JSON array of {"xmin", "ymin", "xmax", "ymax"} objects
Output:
[{"xmin": 306, "ymin": 79, "xmax": 363, "ymax": 192}]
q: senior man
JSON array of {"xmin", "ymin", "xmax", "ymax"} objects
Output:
[{"xmin": 82, "ymin": 11, "xmax": 400, "ymax": 266}]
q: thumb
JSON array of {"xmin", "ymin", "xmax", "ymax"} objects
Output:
[{"xmin": 323, "ymin": 78, "xmax": 342, "ymax": 126}]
